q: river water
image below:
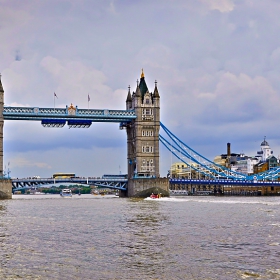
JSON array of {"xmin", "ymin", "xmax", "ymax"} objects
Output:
[{"xmin": 0, "ymin": 195, "xmax": 279, "ymax": 280}]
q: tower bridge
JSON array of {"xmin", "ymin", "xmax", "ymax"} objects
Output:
[
  {"xmin": 1, "ymin": 70, "xmax": 280, "ymax": 199},
  {"xmin": 0, "ymin": 70, "xmax": 169, "ymax": 198}
]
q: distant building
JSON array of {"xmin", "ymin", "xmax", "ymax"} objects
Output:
[
  {"xmin": 257, "ymin": 137, "xmax": 273, "ymax": 162},
  {"xmin": 254, "ymin": 138, "xmax": 278, "ymax": 175},
  {"xmin": 214, "ymin": 137, "xmax": 278, "ymax": 175},
  {"xmin": 168, "ymin": 162, "xmax": 202, "ymax": 179},
  {"xmin": 254, "ymin": 155, "xmax": 278, "ymax": 175},
  {"xmin": 168, "ymin": 162, "xmax": 188, "ymax": 178}
]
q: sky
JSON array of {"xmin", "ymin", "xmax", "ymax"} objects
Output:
[{"xmin": 1, "ymin": 0, "xmax": 280, "ymax": 178}]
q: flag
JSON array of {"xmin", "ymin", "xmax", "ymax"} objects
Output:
[
  {"xmin": 88, "ymin": 94, "xmax": 90, "ymax": 102},
  {"xmin": 54, "ymin": 92, "xmax": 58, "ymax": 98}
]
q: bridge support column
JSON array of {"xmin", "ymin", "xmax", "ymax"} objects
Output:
[
  {"xmin": 0, "ymin": 179, "xmax": 12, "ymax": 199},
  {"xmin": 0, "ymin": 75, "xmax": 4, "ymax": 177},
  {"xmin": 122, "ymin": 178, "xmax": 169, "ymax": 198}
]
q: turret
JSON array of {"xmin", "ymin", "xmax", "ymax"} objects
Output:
[
  {"xmin": 135, "ymin": 80, "xmax": 141, "ymax": 97},
  {"xmin": 153, "ymin": 80, "xmax": 160, "ymax": 107},
  {"xmin": 126, "ymin": 86, "xmax": 132, "ymax": 110}
]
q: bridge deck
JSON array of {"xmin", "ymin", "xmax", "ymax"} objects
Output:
[
  {"xmin": 3, "ymin": 106, "xmax": 136, "ymax": 123},
  {"xmin": 12, "ymin": 177, "xmax": 128, "ymax": 191},
  {"xmin": 170, "ymin": 178, "xmax": 280, "ymax": 186}
]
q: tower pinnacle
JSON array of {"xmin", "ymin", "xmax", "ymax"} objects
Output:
[
  {"xmin": 126, "ymin": 85, "xmax": 132, "ymax": 102},
  {"xmin": 141, "ymin": 69, "xmax": 144, "ymax": 79}
]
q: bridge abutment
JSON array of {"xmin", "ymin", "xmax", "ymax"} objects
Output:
[
  {"xmin": 0, "ymin": 75, "xmax": 4, "ymax": 178},
  {"xmin": 119, "ymin": 178, "xmax": 169, "ymax": 197},
  {"xmin": 0, "ymin": 179, "xmax": 12, "ymax": 199}
]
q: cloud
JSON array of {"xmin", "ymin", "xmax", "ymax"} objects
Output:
[
  {"xmin": 40, "ymin": 56, "xmax": 125, "ymax": 109},
  {"xmin": 11, "ymin": 156, "xmax": 51, "ymax": 169},
  {"xmin": 2, "ymin": 0, "xmax": 280, "ymax": 178},
  {"xmin": 200, "ymin": 0, "xmax": 235, "ymax": 13}
]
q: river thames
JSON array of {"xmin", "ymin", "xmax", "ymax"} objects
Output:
[{"xmin": 0, "ymin": 195, "xmax": 279, "ymax": 279}]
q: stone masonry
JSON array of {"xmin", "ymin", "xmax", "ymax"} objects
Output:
[{"xmin": 123, "ymin": 70, "xmax": 169, "ymax": 197}]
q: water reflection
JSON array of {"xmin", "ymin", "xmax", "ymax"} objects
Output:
[{"xmin": 119, "ymin": 199, "xmax": 173, "ymax": 277}]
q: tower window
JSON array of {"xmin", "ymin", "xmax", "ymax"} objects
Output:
[
  {"xmin": 143, "ymin": 108, "xmax": 152, "ymax": 115},
  {"xmin": 142, "ymin": 146, "xmax": 154, "ymax": 153}
]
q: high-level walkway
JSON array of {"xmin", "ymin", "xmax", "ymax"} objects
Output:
[{"xmin": 3, "ymin": 105, "xmax": 136, "ymax": 125}]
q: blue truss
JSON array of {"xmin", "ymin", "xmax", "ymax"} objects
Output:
[
  {"xmin": 160, "ymin": 122, "xmax": 280, "ymax": 181},
  {"xmin": 12, "ymin": 177, "xmax": 128, "ymax": 192}
]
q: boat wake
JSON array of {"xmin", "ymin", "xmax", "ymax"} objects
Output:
[{"xmin": 144, "ymin": 196, "xmax": 280, "ymax": 205}]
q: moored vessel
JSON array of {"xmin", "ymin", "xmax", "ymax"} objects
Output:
[
  {"xmin": 60, "ymin": 189, "xmax": 72, "ymax": 197},
  {"xmin": 169, "ymin": 190, "xmax": 188, "ymax": 196}
]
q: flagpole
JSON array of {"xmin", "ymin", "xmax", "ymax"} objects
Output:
[{"xmin": 54, "ymin": 92, "xmax": 58, "ymax": 109}]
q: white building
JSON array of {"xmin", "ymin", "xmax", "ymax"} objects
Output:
[{"xmin": 257, "ymin": 137, "xmax": 273, "ymax": 162}]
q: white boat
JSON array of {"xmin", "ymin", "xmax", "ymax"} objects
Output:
[
  {"xmin": 169, "ymin": 190, "xmax": 188, "ymax": 196},
  {"xmin": 60, "ymin": 189, "xmax": 72, "ymax": 197}
]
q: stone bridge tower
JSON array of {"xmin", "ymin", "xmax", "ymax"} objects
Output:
[
  {"xmin": 126, "ymin": 69, "xmax": 160, "ymax": 179},
  {"xmin": 0, "ymin": 75, "xmax": 12, "ymax": 199},
  {"xmin": 0, "ymin": 75, "xmax": 4, "ymax": 177}
]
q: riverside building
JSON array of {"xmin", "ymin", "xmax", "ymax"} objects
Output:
[{"xmin": 214, "ymin": 138, "xmax": 279, "ymax": 176}]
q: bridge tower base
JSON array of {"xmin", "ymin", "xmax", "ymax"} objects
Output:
[
  {"xmin": 120, "ymin": 178, "xmax": 169, "ymax": 198},
  {"xmin": 0, "ymin": 179, "xmax": 12, "ymax": 199}
]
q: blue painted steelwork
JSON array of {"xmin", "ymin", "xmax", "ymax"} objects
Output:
[
  {"xmin": 159, "ymin": 122, "xmax": 280, "ymax": 181},
  {"xmin": 102, "ymin": 174, "xmax": 128, "ymax": 179},
  {"xmin": 42, "ymin": 119, "xmax": 66, "ymax": 128},
  {"xmin": 3, "ymin": 106, "xmax": 136, "ymax": 123},
  {"xmin": 12, "ymin": 177, "xmax": 127, "ymax": 192},
  {"xmin": 170, "ymin": 178, "xmax": 280, "ymax": 186}
]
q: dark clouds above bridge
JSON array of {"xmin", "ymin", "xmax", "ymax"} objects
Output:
[{"xmin": 1, "ymin": 0, "xmax": 280, "ymax": 178}]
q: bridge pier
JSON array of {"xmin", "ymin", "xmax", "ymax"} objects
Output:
[
  {"xmin": 119, "ymin": 178, "xmax": 169, "ymax": 198},
  {"xmin": 0, "ymin": 179, "xmax": 12, "ymax": 199}
]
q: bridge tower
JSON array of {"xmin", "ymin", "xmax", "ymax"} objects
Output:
[
  {"xmin": 0, "ymin": 75, "xmax": 4, "ymax": 177},
  {"xmin": 0, "ymin": 75, "xmax": 12, "ymax": 199},
  {"xmin": 126, "ymin": 69, "xmax": 160, "ymax": 179},
  {"xmin": 124, "ymin": 70, "xmax": 169, "ymax": 197}
]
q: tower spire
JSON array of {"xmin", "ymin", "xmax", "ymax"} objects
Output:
[
  {"xmin": 153, "ymin": 79, "xmax": 160, "ymax": 98},
  {"xmin": 126, "ymin": 85, "xmax": 132, "ymax": 102},
  {"xmin": 135, "ymin": 79, "xmax": 141, "ymax": 97},
  {"xmin": 141, "ymin": 68, "xmax": 144, "ymax": 79}
]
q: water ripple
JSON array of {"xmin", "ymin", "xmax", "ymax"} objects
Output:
[{"xmin": 0, "ymin": 195, "xmax": 279, "ymax": 279}]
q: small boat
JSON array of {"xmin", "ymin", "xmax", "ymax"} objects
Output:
[
  {"xmin": 60, "ymin": 189, "xmax": 72, "ymax": 197},
  {"xmin": 150, "ymin": 193, "xmax": 161, "ymax": 199}
]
